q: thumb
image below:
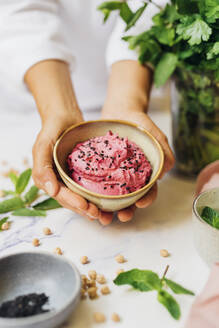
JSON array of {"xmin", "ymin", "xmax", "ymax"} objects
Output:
[{"xmin": 32, "ymin": 133, "xmax": 60, "ymax": 197}]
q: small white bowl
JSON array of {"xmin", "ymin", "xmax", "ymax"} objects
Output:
[{"xmin": 193, "ymin": 188, "xmax": 219, "ymax": 267}]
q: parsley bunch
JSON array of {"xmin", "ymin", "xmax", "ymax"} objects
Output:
[{"xmin": 98, "ymin": 0, "xmax": 219, "ymax": 87}]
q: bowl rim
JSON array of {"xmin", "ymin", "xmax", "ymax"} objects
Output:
[
  {"xmin": 0, "ymin": 251, "xmax": 81, "ymax": 326},
  {"xmin": 193, "ymin": 187, "xmax": 219, "ymax": 232},
  {"xmin": 53, "ymin": 119, "xmax": 164, "ymax": 199}
]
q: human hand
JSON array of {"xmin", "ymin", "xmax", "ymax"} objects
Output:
[
  {"xmin": 100, "ymin": 109, "xmax": 175, "ymax": 223},
  {"xmin": 32, "ymin": 113, "xmax": 116, "ymax": 224}
]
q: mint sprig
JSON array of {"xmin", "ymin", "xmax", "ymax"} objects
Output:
[
  {"xmin": 114, "ymin": 265, "xmax": 194, "ymax": 320},
  {"xmin": 0, "ymin": 169, "xmax": 62, "ymax": 221},
  {"xmin": 201, "ymin": 206, "xmax": 219, "ymax": 229}
]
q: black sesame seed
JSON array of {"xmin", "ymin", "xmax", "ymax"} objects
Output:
[
  {"xmin": 104, "ymin": 187, "xmax": 107, "ymax": 190},
  {"xmin": 121, "ymin": 183, "xmax": 126, "ymax": 188}
]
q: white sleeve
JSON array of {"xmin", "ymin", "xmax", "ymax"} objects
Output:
[
  {"xmin": 106, "ymin": 0, "xmax": 166, "ymax": 68},
  {"xmin": 0, "ymin": 0, "xmax": 74, "ymax": 87}
]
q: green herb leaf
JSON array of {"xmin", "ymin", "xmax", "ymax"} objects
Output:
[
  {"xmin": 0, "ymin": 197, "xmax": 25, "ymax": 214},
  {"xmin": 175, "ymin": 0, "xmax": 198, "ymax": 15},
  {"xmin": 164, "ymin": 278, "xmax": 195, "ymax": 295},
  {"xmin": 1, "ymin": 190, "xmax": 16, "ymax": 196},
  {"xmin": 125, "ymin": 3, "xmax": 148, "ymax": 31},
  {"xmin": 207, "ymin": 42, "xmax": 219, "ymax": 60},
  {"xmin": 201, "ymin": 206, "xmax": 219, "ymax": 228},
  {"xmin": 0, "ymin": 217, "xmax": 9, "ymax": 231},
  {"xmin": 9, "ymin": 172, "xmax": 18, "ymax": 187},
  {"xmin": 114, "ymin": 269, "xmax": 162, "ymax": 291},
  {"xmin": 16, "ymin": 169, "xmax": 32, "ymax": 194},
  {"xmin": 97, "ymin": 1, "xmax": 122, "ymax": 22},
  {"xmin": 119, "ymin": 3, "xmax": 133, "ymax": 24},
  {"xmin": 157, "ymin": 290, "xmax": 181, "ymax": 320},
  {"xmin": 12, "ymin": 208, "xmax": 46, "ymax": 217},
  {"xmin": 154, "ymin": 53, "xmax": 178, "ymax": 87},
  {"xmin": 176, "ymin": 15, "xmax": 212, "ymax": 46},
  {"xmin": 33, "ymin": 198, "xmax": 62, "ymax": 211},
  {"xmin": 24, "ymin": 186, "xmax": 39, "ymax": 205},
  {"xmin": 151, "ymin": 26, "xmax": 175, "ymax": 46}
]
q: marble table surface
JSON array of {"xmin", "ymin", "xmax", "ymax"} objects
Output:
[{"xmin": 0, "ymin": 88, "xmax": 209, "ymax": 328}]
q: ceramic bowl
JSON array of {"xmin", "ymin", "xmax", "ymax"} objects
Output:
[
  {"xmin": 53, "ymin": 120, "xmax": 164, "ymax": 212},
  {"xmin": 0, "ymin": 252, "xmax": 81, "ymax": 328},
  {"xmin": 193, "ymin": 188, "xmax": 219, "ymax": 267}
]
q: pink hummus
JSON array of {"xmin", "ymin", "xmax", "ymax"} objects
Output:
[{"xmin": 67, "ymin": 131, "xmax": 152, "ymax": 196}]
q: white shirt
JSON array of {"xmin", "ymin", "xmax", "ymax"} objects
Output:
[{"xmin": 0, "ymin": 0, "xmax": 166, "ymax": 116}]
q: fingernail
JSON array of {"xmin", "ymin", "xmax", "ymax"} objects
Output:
[{"xmin": 45, "ymin": 181, "xmax": 54, "ymax": 196}]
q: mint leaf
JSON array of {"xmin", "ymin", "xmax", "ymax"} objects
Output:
[
  {"xmin": 207, "ymin": 42, "xmax": 219, "ymax": 60},
  {"xmin": 176, "ymin": 15, "xmax": 212, "ymax": 46},
  {"xmin": 12, "ymin": 208, "xmax": 46, "ymax": 217},
  {"xmin": 33, "ymin": 198, "xmax": 62, "ymax": 210},
  {"xmin": 9, "ymin": 172, "xmax": 18, "ymax": 187},
  {"xmin": 201, "ymin": 206, "xmax": 219, "ymax": 227},
  {"xmin": 0, "ymin": 197, "xmax": 24, "ymax": 214},
  {"xmin": 114, "ymin": 269, "xmax": 161, "ymax": 291},
  {"xmin": 164, "ymin": 278, "xmax": 194, "ymax": 295},
  {"xmin": 0, "ymin": 217, "xmax": 9, "ymax": 231},
  {"xmin": 154, "ymin": 53, "xmax": 178, "ymax": 87},
  {"xmin": 24, "ymin": 186, "xmax": 39, "ymax": 205},
  {"xmin": 157, "ymin": 290, "xmax": 181, "ymax": 320},
  {"xmin": 213, "ymin": 216, "xmax": 219, "ymax": 229},
  {"xmin": 125, "ymin": 3, "xmax": 148, "ymax": 31},
  {"xmin": 16, "ymin": 169, "xmax": 32, "ymax": 194}
]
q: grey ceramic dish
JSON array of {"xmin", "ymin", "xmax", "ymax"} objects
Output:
[
  {"xmin": 0, "ymin": 252, "xmax": 81, "ymax": 328},
  {"xmin": 193, "ymin": 188, "xmax": 219, "ymax": 267}
]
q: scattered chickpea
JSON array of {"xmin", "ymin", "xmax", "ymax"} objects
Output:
[
  {"xmin": 54, "ymin": 247, "xmax": 63, "ymax": 255},
  {"xmin": 81, "ymin": 288, "xmax": 86, "ymax": 300},
  {"xmin": 93, "ymin": 312, "xmax": 106, "ymax": 323},
  {"xmin": 88, "ymin": 270, "xmax": 97, "ymax": 280},
  {"xmin": 96, "ymin": 274, "xmax": 106, "ymax": 284},
  {"xmin": 87, "ymin": 287, "xmax": 98, "ymax": 299},
  {"xmin": 1, "ymin": 222, "xmax": 9, "ymax": 231},
  {"xmin": 80, "ymin": 256, "xmax": 89, "ymax": 264},
  {"xmin": 160, "ymin": 249, "xmax": 170, "ymax": 257},
  {"xmin": 115, "ymin": 254, "xmax": 126, "ymax": 263},
  {"xmin": 1, "ymin": 160, "xmax": 7, "ymax": 166},
  {"xmin": 87, "ymin": 279, "xmax": 96, "ymax": 288},
  {"xmin": 101, "ymin": 285, "xmax": 110, "ymax": 295},
  {"xmin": 32, "ymin": 238, "xmax": 40, "ymax": 247},
  {"xmin": 43, "ymin": 227, "xmax": 52, "ymax": 235},
  {"xmin": 112, "ymin": 313, "xmax": 120, "ymax": 322},
  {"xmin": 81, "ymin": 275, "xmax": 88, "ymax": 289},
  {"xmin": 116, "ymin": 268, "xmax": 124, "ymax": 275},
  {"xmin": 0, "ymin": 190, "xmax": 4, "ymax": 198}
]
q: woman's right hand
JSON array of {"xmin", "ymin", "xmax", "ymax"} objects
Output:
[{"xmin": 32, "ymin": 114, "xmax": 114, "ymax": 225}]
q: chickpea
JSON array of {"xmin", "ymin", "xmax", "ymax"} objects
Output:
[
  {"xmin": 80, "ymin": 256, "xmax": 89, "ymax": 264},
  {"xmin": 160, "ymin": 249, "xmax": 170, "ymax": 257},
  {"xmin": 93, "ymin": 312, "xmax": 106, "ymax": 323},
  {"xmin": 96, "ymin": 274, "xmax": 106, "ymax": 284},
  {"xmin": 115, "ymin": 254, "xmax": 126, "ymax": 263}
]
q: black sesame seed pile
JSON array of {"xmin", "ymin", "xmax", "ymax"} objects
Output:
[{"xmin": 0, "ymin": 293, "xmax": 49, "ymax": 318}]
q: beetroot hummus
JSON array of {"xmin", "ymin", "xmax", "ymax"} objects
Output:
[{"xmin": 67, "ymin": 131, "xmax": 152, "ymax": 196}]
